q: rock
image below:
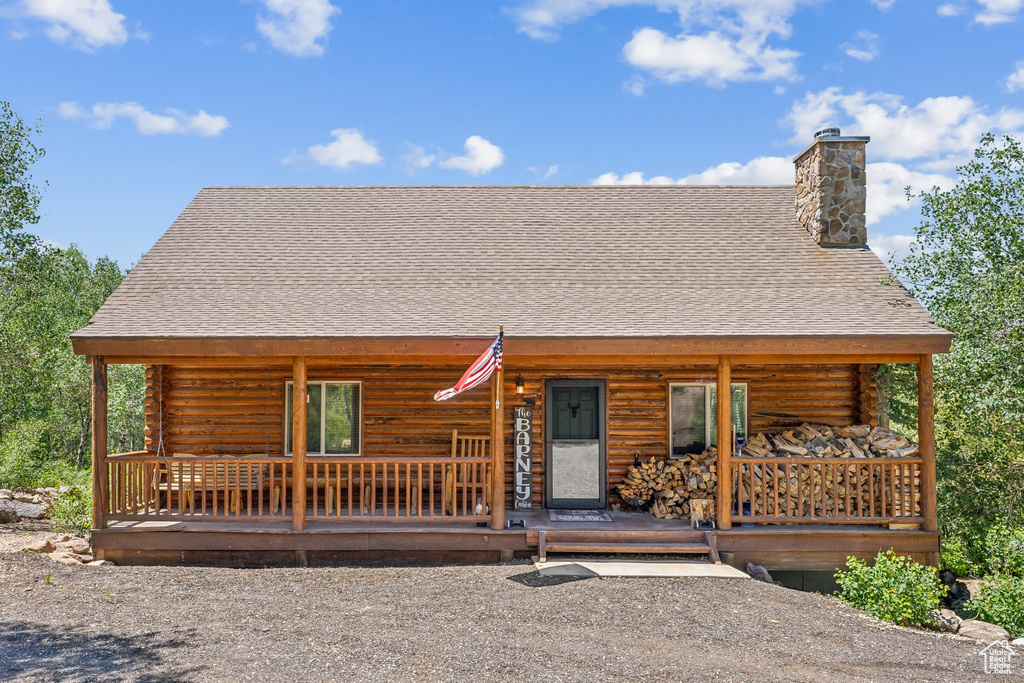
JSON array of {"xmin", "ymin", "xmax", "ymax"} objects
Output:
[
  {"xmin": 0, "ymin": 499, "xmax": 48, "ymax": 522},
  {"xmin": 58, "ymin": 486, "xmax": 72, "ymax": 495},
  {"xmin": 87, "ymin": 560, "xmax": 113, "ymax": 566},
  {"xmin": 0, "ymin": 489, "xmax": 12, "ymax": 500},
  {"xmin": 47, "ymin": 552, "xmax": 83, "ymax": 565},
  {"xmin": 66, "ymin": 538, "xmax": 91, "ymax": 554},
  {"xmin": 925, "ymin": 609, "xmax": 962, "ymax": 633},
  {"xmin": 958, "ymin": 620, "xmax": 1010, "ymax": 642},
  {"xmin": 71, "ymin": 553, "xmax": 94, "ymax": 563},
  {"xmin": 23, "ymin": 539, "xmax": 56, "ymax": 554},
  {"xmin": 58, "ymin": 534, "xmax": 72, "ymax": 543},
  {"xmin": 1013, "ymin": 637, "xmax": 1024, "ymax": 646},
  {"xmin": 13, "ymin": 492, "xmax": 36, "ymax": 503},
  {"xmin": 746, "ymin": 562, "xmax": 774, "ymax": 584}
]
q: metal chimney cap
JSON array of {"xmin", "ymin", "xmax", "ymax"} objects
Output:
[{"xmin": 814, "ymin": 127, "xmax": 841, "ymax": 139}]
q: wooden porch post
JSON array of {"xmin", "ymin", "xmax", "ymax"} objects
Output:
[
  {"xmin": 91, "ymin": 356, "xmax": 108, "ymax": 530},
  {"xmin": 716, "ymin": 355, "xmax": 733, "ymax": 530},
  {"xmin": 292, "ymin": 357, "xmax": 307, "ymax": 532},
  {"xmin": 918, "ymin": 354, "xmax": 938, "ymax": 540},
  {"xmin": 490, "ymin": 331, "xmax": 505, "ymax": 530}
]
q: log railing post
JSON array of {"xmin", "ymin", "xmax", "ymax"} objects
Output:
[
  {"xmin": 292, "ymin": 357, "xmax": 307, "ymax": 531},
  {"xmin": 716, "ymin": 355, "xmax": 733, "ymax": 530},
  {"xmin": 490, "ymin": 357, "xmax": 506, "ymax": 530},
  {"xmin": 91, "ymin": 356, "xmax": 108, "ymax": 530},
  {"xmin": 918, "ymin": 354, "xmax": 938, "ymax": 539}
]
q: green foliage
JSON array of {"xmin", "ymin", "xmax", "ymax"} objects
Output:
[
  {"xmin": 0, "ymin": 419, "xmax": 46, "ymax": 489},
  {"xmin": 52, "ymin": 485, "xmax": 92, "ymax": 534},
  {"xmin": 0, "ymin": 101, "xmax": 144, "ymax": 493},
  {"xmin": 835, "ymin": 550, "xmax": 946, "ymax": 627},
  {"xmin": 0, "ymin": 101, "xmax": 45, "ymax": 261},
  {"xmin": 970, "ymin": 574, "xmax": 1024, "ymax": 638},
  {"xmin": 984, "ymin": 525, "xmax": 1024, "ymax": 577},
  {"xmin": 892, "ymin": 133, "xmax": 1024, "ymax": 573}
]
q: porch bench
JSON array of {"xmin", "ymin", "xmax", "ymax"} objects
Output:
[{"xmin": 158, "ymin": 458, "xmax": 269, "ymax": 514}]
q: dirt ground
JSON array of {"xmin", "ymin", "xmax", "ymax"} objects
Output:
[{"xmin": 0, "ymin": 524, "xmax": 1018, "ymax": 683}]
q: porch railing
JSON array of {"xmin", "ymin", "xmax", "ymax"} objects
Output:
[
  {"xmin": 106, "ymin": 453, "xmax": 293, "ymax": 522},
  {"xmin": 103, "ymin": 453, "xmax": 491, "ymax": 524},
  {"xmin": 731, "ymin": 456, "xmax": 924, "ymax": 524}
]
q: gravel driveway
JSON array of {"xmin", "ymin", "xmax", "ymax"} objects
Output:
[{"xmin": 0, "ymin": 527, "xmax": 1016, "ymax": 682}]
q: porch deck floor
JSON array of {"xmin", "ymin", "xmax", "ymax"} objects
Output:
[{"xmin": 102, "ymin": 509, "xmax": 918, "ymax": 535}]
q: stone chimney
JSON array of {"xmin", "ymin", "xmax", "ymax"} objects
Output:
[{"xmin": 794, "ymin": 128, "xmax": 870, "ymax": 247}]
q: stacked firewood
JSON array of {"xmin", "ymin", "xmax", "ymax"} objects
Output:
[
  {"xmin": 736, "ymin": 424, "xmax": 921, "ymax": 518},
  {"xmin": 740, "ymin": 423, "xmax": 919, "ymax": 459},
  {"xmin": 617, "ymin": 424, "xmax": 922, "ymax": 521},
  {"xmin": 616, "ymin": 449, "xmax": 718, "ymax": 519}
]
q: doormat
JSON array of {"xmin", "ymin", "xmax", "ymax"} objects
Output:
[{"xmin": 548, "ymin": 510, "xmax": 614, "ymax": 522}]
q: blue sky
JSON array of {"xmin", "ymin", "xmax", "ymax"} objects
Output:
[{"xmin": 2, "ymin": 0, "xmax": 1022, "ymax": 268}]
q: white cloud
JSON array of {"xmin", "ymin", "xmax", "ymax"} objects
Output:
[
  {"xmin": 842, "ymin": 29, "xmax": 879, "ymax": 61},
  {"xmin": 622, "ymin": 26, "xmax": 800, "ymax": 85},
  {"xmin": 937, "ymin": 3, "xmax": 964, "ymax": 16},
  {"xmin": 58, "ymin": 101, "xmax": 229, "ymax": 136},
  {"xmin": 624, "ymin": 75, "xmax": 646, "ymax": 96},
  {"xmin": 868, "ymin": 0, "xmax": 895, "ymax": 8},
  {"xmin": 543, "ymin": 164, "xmax": 560, "ymax": 180},
  {"xmin": 439, "ymin": 136, "xmax": 505, "ymax": 176},
  {"xmin": 509, "ymin": 1, "xmax": 809, "ymax": 85},
  {"xmin": 785, "ymin": 87, "xmax": 1024, "ymax": 164},
  {"xmin": 591, "ymin": 155, "xmax": 792, "ymax": 186},
  {"xmin": 975, "ymin": 0, "xmax": 1023, "ymax": 24},
  {"xmin": 863, "ymin": 162, "xmax": 954, "ymax": 224},
  {"xmin": 20, "ymin": 0, "xmax": 128, "ymax": 50},
  {"xmin": 302, "ymin": 128, "xmax": 382, "ymax": 169},
  {"xmin": 1007, "ymin": 61, "xmax": 1024, "ymax": 92},
  {"xmin": 256, "ymin": 0, "xmax": 339, "ymax": 56},
  {"xmin": 400, "ymin": 143, "xmax": 436, "ymax": 170},
  {"xmin": 589, "ymin": 154, "xmax": 954, "ymax": 225},
  {"xmin": 868, "ymin": 233, "xmax": 915, "ymax": 266}
]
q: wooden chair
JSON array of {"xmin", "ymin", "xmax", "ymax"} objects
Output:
[{"xmin": 444, "ymin": 429, "xmax": 491, "ymax": 515}]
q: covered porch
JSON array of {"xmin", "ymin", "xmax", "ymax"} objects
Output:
[{"xmin": 84, "ymin": 337, "xmax": 942, "ymax": 567}]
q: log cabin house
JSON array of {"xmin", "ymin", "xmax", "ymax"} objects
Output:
[{"xmin": 72, "ymin": 131, "xmax": 952, "ymax": 571}]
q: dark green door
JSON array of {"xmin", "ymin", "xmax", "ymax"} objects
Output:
[{"xmin": 546, "ymin": 381, "xmax": 606, "ymax": 509}]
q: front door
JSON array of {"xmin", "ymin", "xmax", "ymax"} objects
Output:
[{"xmin": 545, "ymin": 380, "xmax": 606, "ymax": 509}]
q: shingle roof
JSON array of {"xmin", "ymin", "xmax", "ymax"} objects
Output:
[{"xmin": 72, "ymin": 185, "xmax": 948, "ymax": 341}]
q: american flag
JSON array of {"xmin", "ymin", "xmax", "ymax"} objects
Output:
[{"xmin": 434, "ymin": 331, "xmax": 503, "ymax": 401}]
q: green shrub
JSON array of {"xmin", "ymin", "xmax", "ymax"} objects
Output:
[
  {"xmin": 52, "ymin": 485, "xmax": 92, "ymax": 534},
  {"xmin": 0, "ymin": 419, "xmax": 46, "ymax": 489},
  {"xmin": 985, "ymin": 525, "xmax": 1024, "ymax": 578},
  {"xmin": 970, "ymin": 575, "xmax": 1024, "ymax": 639},
  {"xmin": 835, "ymin": 550, "xmax": 946, "ymax": 627},
  {"xmin": 939, "ymin": 536, "xmax": 982, "ymax": 578}
]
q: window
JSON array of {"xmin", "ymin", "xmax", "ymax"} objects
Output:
[
  {"xmin": 285, "ymin": 381, "xmax": 361, "ymax": 456},
  {"xmin": 669, "ymin": 383, "xmax": 747, "ymax": 457}
]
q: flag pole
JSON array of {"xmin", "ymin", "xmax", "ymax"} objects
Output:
[{"xmin": 490, "ymin": 325, "xmax": 505, "ymax": 530}]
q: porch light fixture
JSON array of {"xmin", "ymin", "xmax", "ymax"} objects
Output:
[{"xmin": 515, "ymin": 374, "xmax": 525, "ymax": 394}]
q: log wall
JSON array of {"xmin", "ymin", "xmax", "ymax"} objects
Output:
[{"xmin": 143, "ymin": 362, "xmax": 877, "ymax": 509}]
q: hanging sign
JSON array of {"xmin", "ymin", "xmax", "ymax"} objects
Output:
[{"xmin": 513, "ymin": 406, "xmax": 533, "ymax": 509}]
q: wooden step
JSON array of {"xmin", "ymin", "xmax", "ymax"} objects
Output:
[
  {"xmin": 533, "ymin": 530, "xmax": 706, "ymax": 545},
  {"xmin": 537, "ymin": 531, "xmax": 721, "ymax": 564}
]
